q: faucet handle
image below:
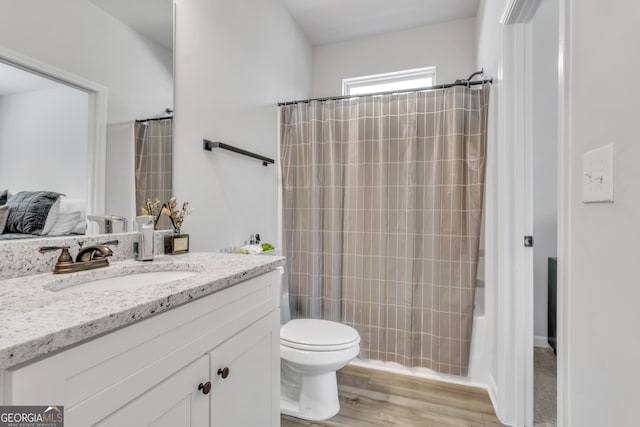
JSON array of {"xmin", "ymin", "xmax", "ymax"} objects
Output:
[
  {"xmin": 76, "ymin": 244, "xmax": 114, "ymax": 262},
  {"xmin": 38, "ymin": 246, "xmax": 73, "ymax": 264},
  {"xmin": 38, "ymin": 245, "xmax": 70, "ymax": 252}
]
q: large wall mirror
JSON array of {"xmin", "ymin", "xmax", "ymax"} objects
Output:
[{"xmin": 0, "ymin": 0, "xmax": 174, "ymax": 240}]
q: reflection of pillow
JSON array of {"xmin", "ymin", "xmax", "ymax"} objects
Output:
[
  {"xmin": 0, "ymin": 205, "xmax": 9, "ymax": 233},
  {"xmin": 72, "ymin": 220, "xmax": 87, "ymax": 235},
  {"xmin": 0, "ymin": 190, "xmax": 7, "ymax": 206},
  {"xmin": 48, "ymin": 211, "xmax": 82, "ymax": 236},
  {"xmin": 42, "ymin": 197, "xmax": 62, "ymax": 235},
  {"xmin": 60, "ymin": 198, "xmax": 86, "ymax": 218},
  {"xmin": 5, "ymin": 191, "xmax": 62, "ymax": 235}
]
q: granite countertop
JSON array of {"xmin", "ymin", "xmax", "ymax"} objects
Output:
[{"xmin": 0, "ymin": 252, "xmax": 285, "ymax": 370}]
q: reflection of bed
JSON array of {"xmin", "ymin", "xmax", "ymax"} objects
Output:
[{"xmin": 0, "ymin": 190, "xmax": 87, "ymax": 240}]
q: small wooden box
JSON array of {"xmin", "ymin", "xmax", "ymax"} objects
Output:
[{"xmin": 164, "ymin": 233, "xmax": 189, "ymax": 255}]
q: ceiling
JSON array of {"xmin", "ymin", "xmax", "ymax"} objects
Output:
[
  {"xmin": 88, "ymin": 0, "xmax": 174, "ymax": 51},
  {"xmin": 0, "ymin": 62, "xmax": 61, "ymax": 96},
  {"xmin": 283, "ymin": 0, "xmax": 479, "ymax": 45},
  {"xmin": 84, "ymin": 0, "xmax": 478, "ymax": 50}
]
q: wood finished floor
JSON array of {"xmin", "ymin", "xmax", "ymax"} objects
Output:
[{"xmin": 281, "ymin": 365, "xmax": 504, "ymax": 427}]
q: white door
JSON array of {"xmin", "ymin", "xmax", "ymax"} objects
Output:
[{"xmin": 209, "ymin": 311, "xmax": 280, "ymax": 427}]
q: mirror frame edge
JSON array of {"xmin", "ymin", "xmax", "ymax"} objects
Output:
[{"xmin": 0, "ymin": 43, "xmax": 108, "ymax": 217}]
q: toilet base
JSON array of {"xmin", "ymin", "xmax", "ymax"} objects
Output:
[{"xmin": 280, "ymin": 371, "xmax": 340, "ymax": 421}]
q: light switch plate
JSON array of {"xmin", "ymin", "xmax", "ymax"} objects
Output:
[{"xmin": 582, "ymin": 144, "xmax": 614, "ymax": 203}]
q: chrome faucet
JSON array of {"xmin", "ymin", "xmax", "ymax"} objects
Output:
[
  {"xmin": 87, "ymin": 215, "xmax": 128, "ymax": 234},
  {"xmin": 39, "ymin": 240, "xmax": 118, "ymax": 274},
  {"xmin": 134, "ymin": 215, "xmax": 155, "ymax": 261}
]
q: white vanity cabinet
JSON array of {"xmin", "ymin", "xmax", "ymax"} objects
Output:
[{"xmin": 1, "ymin": 269, "xmax": 281, "ymax": 427}]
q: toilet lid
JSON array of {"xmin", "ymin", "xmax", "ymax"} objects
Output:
[{"xmin": 280, "ymin": 319, "xmax": 360, "ymax": 351}]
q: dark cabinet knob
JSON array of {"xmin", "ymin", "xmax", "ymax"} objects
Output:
[
  {"xmin": 198, "ymin": 382, "xmax": 212, "ymax": 395},
  {"xmin": 217, "ymin": 367, "xmax": 230, "ymax": 379}
]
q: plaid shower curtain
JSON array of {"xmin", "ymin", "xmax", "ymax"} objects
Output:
[
  {"xmin": 134, "ymin": 118, "xmax": 173, "ymax": 229},
  {"xmin": 280, "ymin": 84, "xmax": 490, "ymax": 375}
]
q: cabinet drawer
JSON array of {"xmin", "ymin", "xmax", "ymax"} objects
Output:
[{"xmin": 4, "ymin": 269, "xmax": 280, "ymax": 422}]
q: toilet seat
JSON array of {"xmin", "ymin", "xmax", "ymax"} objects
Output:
[{"xmin": 281, "ymin": 319, "xmax": 360, "ymax": 352}]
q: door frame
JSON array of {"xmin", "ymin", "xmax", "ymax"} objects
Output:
[
  {"xmin": 494, "ymin": 20, "xmax": 534, "ymax": 426},
  {"xmin": 498, "ymin": 0, "xmax": 570, "ymax": 426},
  {"xmin": 495, "ymin": 0, "xmax": 551, "ymax": 425}
]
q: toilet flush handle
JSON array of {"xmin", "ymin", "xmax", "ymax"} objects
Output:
[{"xmin": 217, "ymin": 367, "xmax": 230, "ymax": 379}]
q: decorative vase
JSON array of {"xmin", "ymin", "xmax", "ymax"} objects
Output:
[{"xmin": 164, "ymin": 229, "xmax": 189, "ymax": 255}]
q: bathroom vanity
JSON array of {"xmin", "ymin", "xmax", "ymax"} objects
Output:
[{"xmin": 0, "ymin": 252, "xmax": 284, "ymax": 427}]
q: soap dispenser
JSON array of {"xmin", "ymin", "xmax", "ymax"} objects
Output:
[{"xmin": 135, "ymin": 215, "xmax": 154, "ymax": 261}]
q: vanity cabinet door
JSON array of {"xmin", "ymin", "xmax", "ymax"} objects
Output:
[
  {"xmin": 209, "ymin": 310, "xmax": 280, "ymax": 427},
  {"xmin": 94, "ymin": 355, "xmax": 209, "ymax": 427}
]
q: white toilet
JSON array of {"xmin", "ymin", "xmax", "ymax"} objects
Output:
[
  {"xmin": 280, "ymin": 318, "xmax": 360, "ymax": 420},
  {"xmin": 279, "ymin": 269, "xmax": 361, "ymax": 421}
]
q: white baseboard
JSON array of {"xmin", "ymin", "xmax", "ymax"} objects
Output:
[
  {"xmin": 487, "ymin": 374, "xmax": 502, "ymax": 423},
  {"xmin": 534, "ymin": 335, "xmax": 551, "ymax": 348}
]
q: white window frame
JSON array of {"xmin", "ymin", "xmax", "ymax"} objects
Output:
[{"xmin": 342, "ymin": 66, "xmax": 436, "ymax": 96}]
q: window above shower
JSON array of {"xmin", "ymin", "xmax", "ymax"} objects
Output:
[{"xmin": 342, "ymin": 66, "xmax": 436, "ymax": 96}]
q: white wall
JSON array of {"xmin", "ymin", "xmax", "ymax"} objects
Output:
[
  {"xmin": 0, "ymin": 87, "xmax": 88, "ymax": 200},
  {"xmin": 531, "ymin": 0, "xmax": 558, "ymax": 344},
  {"xmin": 173, "ymin": 0, "xmax": 312, "ymax": 251},
  {"xmin": 313, "ymin": 18, "xmax": 477, "ymax": 98},
  {"xmin": 0, "ymin": 0, "xmax": 172, "ymax": 222},
  {"xmin": 565, "ymin": 0, "xmax": 640, "ymax": 425}
]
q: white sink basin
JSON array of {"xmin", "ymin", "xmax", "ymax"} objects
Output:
[
  {"xmin": 47, "ymin": 263, "xmax": 206, "ymax": 293},
  {"xmin": 60, "ymin": 271, "xmax": 199, "ymax": 292}
]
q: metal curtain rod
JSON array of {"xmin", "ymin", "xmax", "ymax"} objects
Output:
[
  {"xmin": 135, "ymin": 108, "xmax": 174, "ymax": 123},
  {"xmin": 203, "ymin": 139, "xmax": 275, "ymax": 167},
  {"xmin": 135, "ymin": 115, "xmax": 173, "ymax": 123},
  {"xmin": 277, "ymin": 71, "xmax": 492, "ymax": 107}
]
